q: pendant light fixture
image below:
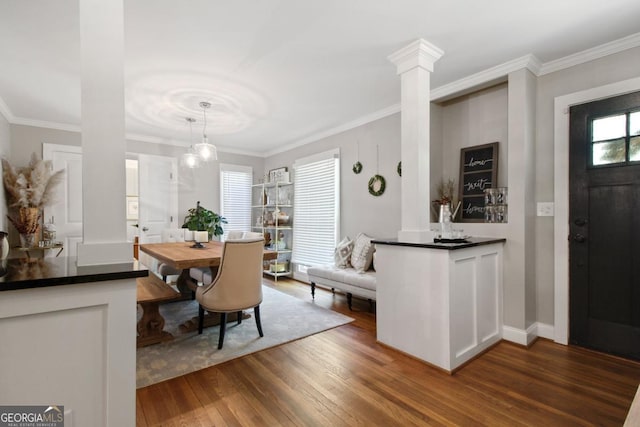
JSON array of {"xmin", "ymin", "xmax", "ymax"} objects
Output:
[
  {"xmin": 194, "ymin": 101, "xmax": 217, "ymax": 162},
  {"xmin": 181, "ymin": 117, "xmax": 200, "ymax": 169}
]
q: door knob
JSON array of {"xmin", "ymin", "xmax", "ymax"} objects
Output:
[
  {"xmin": 142, "ymin": 226, "xmax": 149, "ymax": 232},
  {"xmin": 574, "ymin": 218, "xmax": 588, "ymax": 226},
  {"xmin": 573, "ymin": 233, "xmax": 585, "ymax": 243}
]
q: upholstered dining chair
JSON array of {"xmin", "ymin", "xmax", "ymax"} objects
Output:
[
  {"xmin": 189, "ymin": 230, "xmax": 246, "ymax": 287},
  {"xmin": 189, "ymin": 230, "xmax": 262, "ymax": 284},
  {"xmin": 195, "ymin": 236, "xmax": 265, "ymax": 349},
  {"xmin": 158, "ymin": 228, "xmax": 186, "ymax": 282}
]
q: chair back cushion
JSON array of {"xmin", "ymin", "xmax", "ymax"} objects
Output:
[
  {"xmin": 197, "ymin": 237, "xmax": 265, "ymax": 311},
  {"xmin": 226, "ymin": 230, "xmax": 245, "ymax": 240}
]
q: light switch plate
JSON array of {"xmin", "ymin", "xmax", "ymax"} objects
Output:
[{"xmin": 537, "ymin": 202, "xmax": 554, "ymax": 217}]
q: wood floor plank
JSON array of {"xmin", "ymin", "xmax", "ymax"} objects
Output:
[{"xmin": 137, "ymin": 277, "xmax": 640, "ymax": 426}]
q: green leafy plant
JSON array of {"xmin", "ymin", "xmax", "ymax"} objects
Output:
[{"xmin": 181, "ymin": 201, "xmax": 227, "ymax": 239}]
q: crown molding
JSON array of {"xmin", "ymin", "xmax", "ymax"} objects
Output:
[
  {"xmin": 0, "ymin": 96, "xmax": 15, "ymax": 122},
  {"xmin": 262, "ymin": 103, "xmax": 401, "ymax": 158},
  {"xmin": 430, "ymin": 54, "xmax": 541, "ymax": 102},
  {"xmin": 12, "ymin": 116, "xmax": 81, "ymax": 133},
  {"xmin": 125, "ymin": 132, "xmax": 169, "ymax": 145},
  {"xmin": 539, "ymin": 31, "xmax": 640, "ymax": 75}
]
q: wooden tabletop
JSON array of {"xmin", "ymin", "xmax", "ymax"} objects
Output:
[{"xmin": 139, "ymin": 241, "xmax": 277, "ymax": 269}]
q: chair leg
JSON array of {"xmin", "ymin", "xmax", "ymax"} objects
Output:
[
  {"xmin": 311, "ymin": 282, "xmax": 315, "ymax": 298},
  {"xmin": 218, "ymin": 312, "xmax": 227, "ymax": 349},
  {"xmin": 332, "ymin": 287, "xmax": 335, "ymax": 294},
  {"xmin": 162, "ymin": 275, "xmax": 167, "ymax": 282},
  {"xmin": 254, "ymin": 305, "xmax": 264, "ymax": 337},
  {"xmin": 198, "ymin": 305, "xmax": 205, "ymax": 335},
  {"xmin": 347, "ymin": 293, "xmax": 353, "ymax": 311},
  {"xmin": 237, "ymin": 310, "xmax": 242, "ymax": 325}
]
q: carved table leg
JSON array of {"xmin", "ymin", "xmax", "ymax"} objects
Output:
[
  {"xmin": 137, "ymin": 301, "xmax": 174, "ymax": 347},
  {"xmin": 176, "ymin": 269, "xmax": 194, "ymax": 296}
]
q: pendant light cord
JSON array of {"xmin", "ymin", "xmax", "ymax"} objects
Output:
[{"xmin": 202, "ymin": 106, "xmax": 208, "ymax": 139}]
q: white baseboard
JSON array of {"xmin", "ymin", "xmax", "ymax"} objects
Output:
[
  {"xmin": 502, "ymin": 325, "xmax": 530, "ymax": 346},
  {"xmin": 536, "ymin": 322, "xmax": 555, "ymax": 340},
  {"xmin": 502, "ymin": 322, "xmax": 556, "ymax": 346}
]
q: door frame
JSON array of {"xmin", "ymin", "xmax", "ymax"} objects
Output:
[{"xmin": 553, "ymin": 76, "xmax": 640, "ymax": 344}]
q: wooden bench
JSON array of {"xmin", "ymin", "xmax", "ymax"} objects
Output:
[{"xmin": 136, "ymin": 274, "xmax": 180, "ymax": 348}]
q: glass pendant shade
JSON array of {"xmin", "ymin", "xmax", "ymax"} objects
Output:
[
  {"xmin": 182, "ymin": 116, "xmax": 200, "ymax": 168},
  {"xmin": 181, "ymin": 149, "xmax": 200, "ymax": 168},
  {"xmin": 195, "ymin": 137, "xmax": 217, "ymax": 161},
  {"xmin": 196, "ymin": 101, "xmax": 217, "ymax": 162}
]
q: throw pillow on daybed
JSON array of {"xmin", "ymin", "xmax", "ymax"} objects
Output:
[
  {"xmin": 334, "ymin": 236, "xmax": 354, "ymax": 268},
  {"xmin": 350, "ymin": 232, "xmax": 375, "ymax": 273}
]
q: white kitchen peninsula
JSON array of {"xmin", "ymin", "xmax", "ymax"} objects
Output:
[{"xmin": 374, "ymin": 237, "xmax": 505, "ymax": 373}]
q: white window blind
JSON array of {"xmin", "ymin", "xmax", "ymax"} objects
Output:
[
  {"xmin": 292, "ymin": 149, "xmax": 340, "ymax": 266},
  {"xmin": 219, "ymin": 164, "xmax": 252, "ymax": 241}
]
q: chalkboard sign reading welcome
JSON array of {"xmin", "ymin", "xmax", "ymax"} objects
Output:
[{"xmin": 459, "ymin": 142, "xmax": 498, "ymax": 222}]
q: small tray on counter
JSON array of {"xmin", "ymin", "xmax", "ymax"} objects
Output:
[{"xmin": 433, "ymin": 238, "xmax": 470, "ymax": 244}]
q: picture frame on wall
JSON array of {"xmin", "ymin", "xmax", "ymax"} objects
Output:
[
  {"xmin": 458, "ymin": 142, "xmax": 498, "ymax": 222},
  {"xmin": 269, "ymin": 167, "xmax": 289, "ymax": 183}
]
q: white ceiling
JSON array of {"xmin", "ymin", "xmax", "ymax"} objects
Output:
[{"xmin": 1, "ymin": 0, "xmax": 640, "ymax": 156}]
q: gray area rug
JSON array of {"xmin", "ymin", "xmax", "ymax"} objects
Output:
[{"xmin": 137, "ymin": 285, "xmax": 353, "ymax": 388}]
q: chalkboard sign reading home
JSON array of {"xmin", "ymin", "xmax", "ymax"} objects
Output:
[{"xmin": 459, "ymin": 142, "xmax": 498, "ymax": 222}]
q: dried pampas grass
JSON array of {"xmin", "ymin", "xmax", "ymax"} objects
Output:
[{"xmin": 2, "ymin": 153, "xmax": 64, "ymax": 209}]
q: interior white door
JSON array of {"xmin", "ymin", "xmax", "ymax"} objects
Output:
[
  {"xmin": 137, "ymin": 154, "xmax": 178, "ymax": 244},
  {"xmin": 43, "ymin": 144, "xmax": 83, "ymax": 257}
]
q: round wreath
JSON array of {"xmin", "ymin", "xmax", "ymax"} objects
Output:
[
  {"xmin": 397, "ymin": 161, "xmax": 402, "ymax": 176},
  {"xmin": 368, "ymin": 174, "xmax": 386, "ymax": 196},
  {"xmin": 352, "ymin": 161, "xmax": 363, "ymax": 174}
]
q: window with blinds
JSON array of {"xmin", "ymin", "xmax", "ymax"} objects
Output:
[
  {"xmin": 219, "ymin": 164, "xmax": 252, "ymax": 241},
  {"xmin": 292, "ymin": 149, "xmax": 340, "ymax": 269}
]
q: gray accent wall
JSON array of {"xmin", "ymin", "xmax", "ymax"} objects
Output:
[
  {"xmin": 534, "ymin": 46, "xmax": 640, "ymax": 326},
  {"xmin": 264, "ymin": 113, "xmax": 402, "ymax": 242}
]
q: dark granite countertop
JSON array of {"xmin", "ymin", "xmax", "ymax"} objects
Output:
[
  {"xmin": 0, "ymin": 256, "xmax": 148, "ymax": 292},
  {"xmin": 372, "ymin": 237, "xmax": 506, "ymax": 250}
]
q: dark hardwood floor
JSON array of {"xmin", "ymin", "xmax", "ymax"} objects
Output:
[{"xmin": 137, "ymin": 278, "xmax": 640, "ymax": 426}]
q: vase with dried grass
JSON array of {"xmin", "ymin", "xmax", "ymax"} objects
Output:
[{"xmin": 2, "ymin": 153, "xmax": 64, "ymax": 248}]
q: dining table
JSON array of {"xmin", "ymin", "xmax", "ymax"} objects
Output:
[
  {"xmin": 138, "ymin": 240, "xmax": 278, "ymax": 334},
  {"xmin": 139, "ymin": 240, "xmax": 278, "ymax": 295}
]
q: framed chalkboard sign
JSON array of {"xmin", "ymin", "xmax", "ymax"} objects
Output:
[{"xmin": 459, "ymin": 142, "xmax": 498, "ymax": 222}]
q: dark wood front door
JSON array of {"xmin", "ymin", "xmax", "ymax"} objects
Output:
[{"xmin": 569, "ymin": 91, "xmax": 640, "ymax": 361}]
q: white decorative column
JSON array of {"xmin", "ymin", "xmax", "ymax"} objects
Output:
[
  {"xmin": 388, "ymin": 39, "xmax": 443, "ymax": 243},
  {"xmin": 77, "ymin": 0, "xmax": 131, "ymax": 265}
]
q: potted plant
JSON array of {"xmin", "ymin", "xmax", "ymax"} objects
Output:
[
  {"xmin": 181, "ymin": 201, "xmax": 227, "ymax": 240},
  {"xmin": 2, "ymin": 153, "xmax": 64, "ymax": 247}
]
